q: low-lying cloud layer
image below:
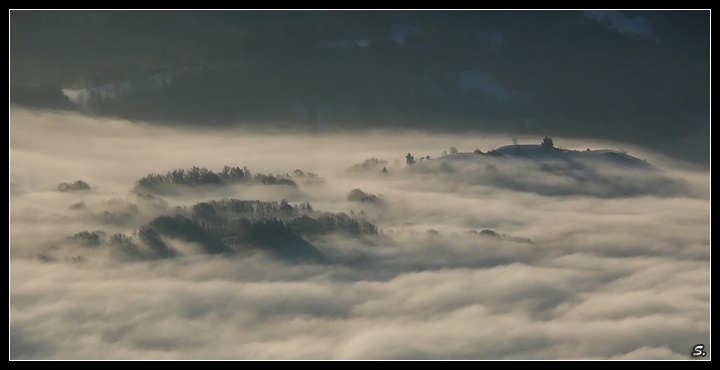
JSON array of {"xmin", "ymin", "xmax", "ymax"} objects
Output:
[{"xmin": 10, "ymin": 109, "xmax": 710, "ymax": 359}]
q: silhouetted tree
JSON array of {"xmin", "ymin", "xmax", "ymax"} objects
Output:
[
  {"xmin": 347, "ymin": 189, "xmax": 384, "ymax": 206},
  {"xmin": 279, "ymin": 198, "xmax": 294, "ymax": 216},
  {"xmin": 541, "ymin": 136, "xmax": 554, "ymax": 152},
  {"xmin": 406, "ymin": 153, "xmax": 415, "ymax": 166},
  {"xmin": 346, "ymin": 157, "xmax": 389, "ymax": 173},
  {"xmin": 109, "ymin": 233, "xmax": 133, "ymax": 245},
  {"xmin": 57, "ymin": 180, "xmax": 91, "ymax": 192},
  {"xmin": 71, "ymin": 230, "xmax": 106, "ymax": 247}
]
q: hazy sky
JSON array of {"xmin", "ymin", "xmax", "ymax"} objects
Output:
[{"xmin": 9, "ymin": 108, "xmax": 710, "ymax": 359}]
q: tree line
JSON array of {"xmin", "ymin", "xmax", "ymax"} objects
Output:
[
  {"xmin": 132, "ymin": 165, "xmax": 297, "ymax": 194},
  {"xmin": 64, "ymin": 198, "xmax": 379, "ymax": 263}
]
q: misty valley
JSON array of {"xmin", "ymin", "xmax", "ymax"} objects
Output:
[
  {"xmin": 10, "ymin": 110, "xmax": 710, "ymax": 360},
  {"xmin": 10, "ymin": 10, "xmax": 711, "ymax": 361},
  {"xmin": 28, "ymin": 139, "xmax": 694, "ymax": 268}
]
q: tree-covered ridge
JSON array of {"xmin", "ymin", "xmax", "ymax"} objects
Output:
[
  {"xmin": 346, "ymin": 158, "xmax": 388, "ymax": 173},
  {"xmin": 57, "ymin": 180, "xmax": 91, "ymax": 192},
  {"xmin": 190, "ymin": 199, "xmax": 379, "ymax": 237},
  {"xmin": 131, "ymin": 165, "xmax": 297, "ymax": 194},
  {"xmin": 54, "ymin": 198, "xmax": 380, "ymax": 264}
]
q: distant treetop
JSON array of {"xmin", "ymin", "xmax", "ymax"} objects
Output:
[
  {"xmin": 57, "ymin": 180, "xmax": 91, "ymax": 192},
  {"xmin": 541, "ymin": 137, "xmax": 554, "ymax": 152}
]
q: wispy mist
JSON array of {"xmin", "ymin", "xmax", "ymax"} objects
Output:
[{"xmin": 10, "ymin": 108, "xmax": 709, "ymax": 359}]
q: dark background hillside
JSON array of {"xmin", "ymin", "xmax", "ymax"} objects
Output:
[{"xmin": 10, "ymin": 10, "xmax": 710, "ymax": 165}]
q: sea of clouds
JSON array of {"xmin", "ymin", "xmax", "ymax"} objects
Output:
[{"xmin": 10, "ymin": 108, "xmax": 710, "ymax": 360}]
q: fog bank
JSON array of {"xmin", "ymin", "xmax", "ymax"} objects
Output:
[{"xmin": 10, "ymin": 109, "xmax": 710, "ymax": 359}]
